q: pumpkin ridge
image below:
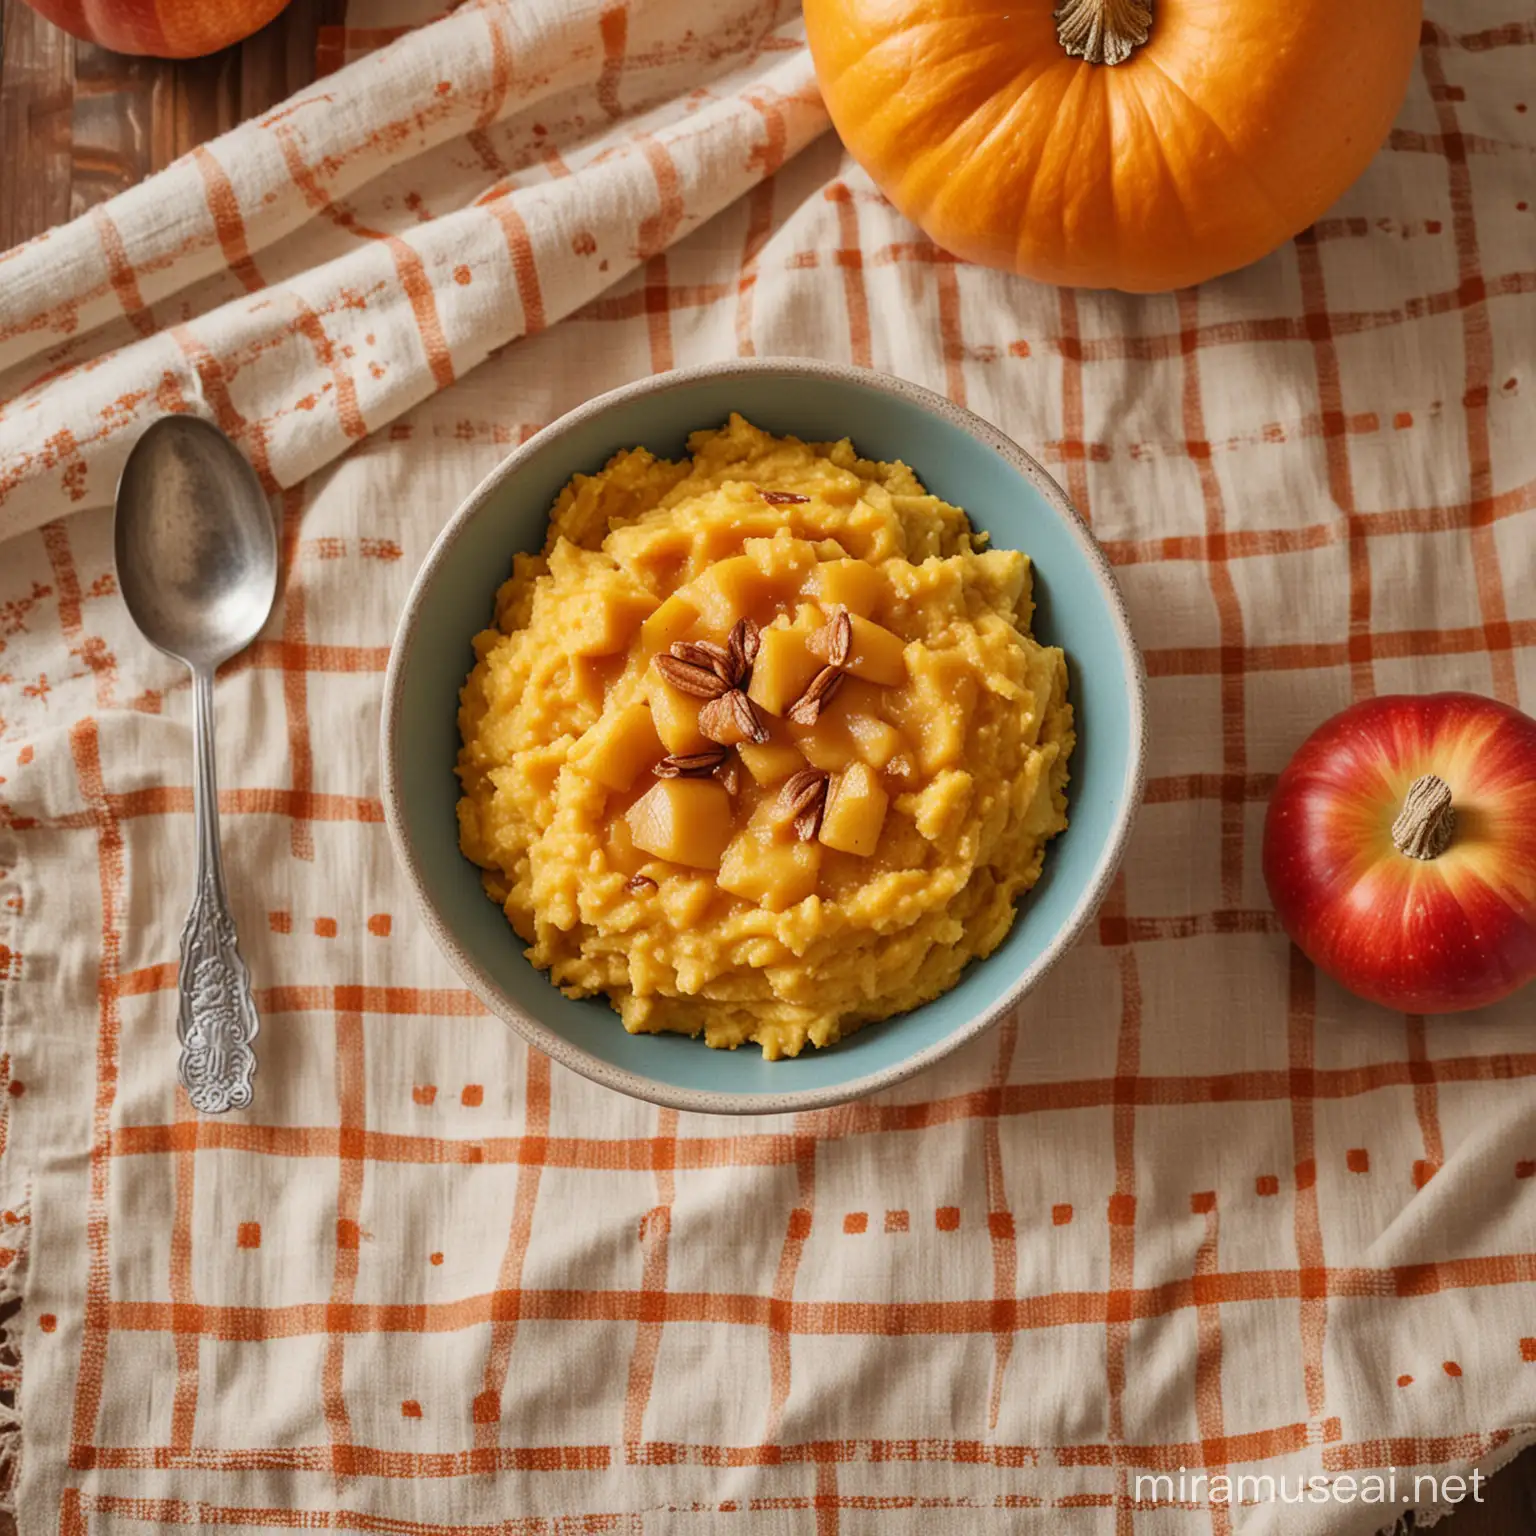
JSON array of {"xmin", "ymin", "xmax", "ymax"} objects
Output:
[
  {"xmin": 1106, "ymin": 71, "xmax": 1206, "ymax": 277},
  {"xmin": 1047, "ymin": 63, "xmax": 1121, "ymax": 264},
  {"xmin": 920, "ymin": 60, "xmax": 1083, "ymax": 270},
  {"xmin": 972, "ymin": 62, "xmax": 1087, "ymax": 250},
  {"xmin": 924, "ymin": 65, "xmax": 1063, "ymax": 222},
  {"xmin": 862, "ymin": 28, "xmax": 1069, "ymax": 235},
  {"xmin": 1138, "ymin": 51, "xmax": 1293, "ymax": 233}
]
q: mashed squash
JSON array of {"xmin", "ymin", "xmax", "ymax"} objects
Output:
[{"xmin": 456, "ymin": 415, "xmax": 1073, "ymax": 1058}]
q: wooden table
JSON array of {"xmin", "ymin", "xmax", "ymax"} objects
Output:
[
  {"xmin": 1, "ymin": 5, "xmax": 1534, "ymax": 1527},
  {"xmin": 0, "ymin": 0, "xmax": 342, "ymax": 248}
]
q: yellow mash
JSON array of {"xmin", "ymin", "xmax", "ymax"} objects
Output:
[{"xmin": 456, "ymin": 415, "xmax": 1074, "ymax": 1058}]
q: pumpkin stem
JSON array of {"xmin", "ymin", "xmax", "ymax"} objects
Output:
[
  {"xmin": 1054, "ymin": 0, "xmax": 1152, "ymax": 65},
  {"xmin": 1391, "ymin": 774, "xmax": 1457, "ymax": 861}
]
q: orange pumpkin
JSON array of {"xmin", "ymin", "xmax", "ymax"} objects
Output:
[
  {"xmin": 804, "ymin": 0, "xmax": 1423, "ymax": 292},
  {"xmin": 22, "ymin": 0, "xmax": 287, "ymax": 57}
]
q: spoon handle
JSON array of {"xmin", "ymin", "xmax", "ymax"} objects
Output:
[{"xmin": 177, "ymin": 667, "xmax": 260, "ymax": 1114}]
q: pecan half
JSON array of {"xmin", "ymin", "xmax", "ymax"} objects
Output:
[
  {"xmin": 654, "ymin": 652, "xmax": 730, "ymax": 699},
  {"xmin": 653, "ymin": 748, "xmax": 729, "ymax": 779},
  {"xmin": 726, "ymin": 617, "xmax": 761, "ymax": 680},
  {"xmin": 779, "ymin": 767, "xmax": 830, "ymax": 842},
  {"xmin": 698, "ymin": 688, "xmax": 770, "ymax": 746},
  {"xmin": 760, "ymin": 489, "xmax": 810, "ymax": 506},
  {"xmin": 785, "ymin": 665, "xmax": 846, "ymax": 726},
  {"xmin": 669, "ymin": 639, "xmax": 735, "ymax": 687},
  {"xmin": 810, "ymin": 606, "xmax": 852, "ymax": 668}
]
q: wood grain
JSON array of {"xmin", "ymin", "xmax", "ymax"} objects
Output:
[
  {"xmin": 0, "ymin": 0, "xmax": 73, "ymax": 246},
  {"xmin": 0, "ymin": 0, "xmax": 343, "ymax": 245}
]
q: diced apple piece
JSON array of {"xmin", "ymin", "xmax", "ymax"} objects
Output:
[
  {"xmin": 626, "ymin": 779, "xmax": 734, "ymax": 869},
  {"xmin": 566, "ymin": 584, "xmax": 658, "ymax": 657},
  {"xmin": 820, "ymin": 675, "xmax": 885, "ymax": 722},
  {"xmin": 808, "ymin": 612, "xmax": 907, "ymax": 686},
  {"xmin": 747, "ymin": 627, "xmax": 823, "ymax": 716},
  {"xmin": 910, "ymin": 712, "xmax": 968, "ymax": 776},
  {"xmin": 805, "ymin": 559, "xmax": 884, "ymax": 617},
  {"xmin": 696, "ymin": 502, "xmax": 780, "ymax": 562},
  {"xmin": 785, "ymin": 673, "xmax": 884, "ymax": 768},
  {"xmin": 569, "ymin": 653, "xmax": 620, "ymax": 711},
  {"xmin": 570, "ymin": 703, "xmax": 664, "ymax": 792},
  {"xmin": 744, "ymin": 536, "xmax": 818, "ymax": 588},
  {"xmin": 627, "ymin": 528, "xmax": 693, "ymax": 593},
  {"xmin": 719, "ymin": 825, "xmax": 822, "ymax": 911},
  {"xmin": 845, "ymin": 713, "xmax": 908, "ymax": 770},
  {"xmin": 795, "ymin": 723, "xmax": 859, "ymax": 772},
  {"xmin": 844, "ymin": 614, "xmax": 908, "ymax": 687},
  {"xmin": 604, "ymin": 813, "xmax": 648, "ymax": 877},
  {"xmin": 886, "ymin": 648, "xmax": 979, "ymax": 773},
  {"xmin": 818, "ymin": 761, "xmax": 889, "ymax": 856},
  {"xmin": 640, "ymin": 592, "xmax": 699, "ymax": 653},
  {"xmin": 646, "ymin": 672, "xmax": 712, "ymax": 754},
  {"xmin": 682, "ymin": 555, "xmax": 775, "ymax": 630},
  {"xmin": 738, "ymin": 737, "xmax": 806, "ymax": 786}
]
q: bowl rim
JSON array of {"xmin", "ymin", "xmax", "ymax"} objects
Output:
[{"xmin": 380, "ymin": 357, "xmax": 1148, "ymax": 1115}]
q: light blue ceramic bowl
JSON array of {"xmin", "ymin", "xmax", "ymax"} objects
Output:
[{"xmin": 382, "ymin": 361, "xmax": 1146, "ymax": 1114}]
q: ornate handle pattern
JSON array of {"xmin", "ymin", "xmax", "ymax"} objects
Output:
[{"xmin": 177, "ymin": 668, "xmax": 259, "ymax": 1114}]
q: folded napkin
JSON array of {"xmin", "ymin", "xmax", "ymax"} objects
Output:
[
  {"xmin": 0, "ymin": 0, "xmax": 825, "ymax": 541},
  {"xmin": 1, "ymin": 0, "xmax": 1534, "ymax": 1532}
]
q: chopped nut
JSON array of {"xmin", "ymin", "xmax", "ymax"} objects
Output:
[
  {"xmin": 785, "ymin": 665, "xmax": 846, "ymax": 726},
  {"xmin": 780, "ymin": 766, "xmax": 827, "ymax": 814},
  {"xmin": 779, "ymin": 768, "xmax": 830, "ymax": 842},
  {"xmin": 760, "ymin": 489, "xmax": 810, "ymax": 506},
  {"xmin": 735, "ymin": 691, "xmax": 770, "ymax": 743},
  {"xmin": 812, "ymin": 607, "xmax": 852, "ymax": 668},
  {"xmin": 653, "ymin": 748, "xmax": 729, "ymax": 778},
  {"xmin": 808, "ymin": 610, "xmax": 906, "ymax": 685},
  {"xmin": 670, "ymin": 640, "xmax": 735, "ymax": 686},
  {"xmin": 714, "ymin": 757, "xmax": 741, "ymax": 796},
  {"xmin": 699, "ymin": 688, "xmax": 769, "ymax": 746},
  {"xmin": 727, "ymin": 617, "xmax": 761, "ymax": 679},
  {"xmin": 654, "ymin": 652, "xmax": 731, "ymax": 699},
  {"xmin": 625, "ymin": 874, "xmax": 658, "ymax": 893},
  {"xmin": 666, "ymin": 624, "xmax": 760, "ymax": 700}
]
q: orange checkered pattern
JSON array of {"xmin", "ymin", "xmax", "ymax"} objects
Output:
[{"xmin": 2, "ymin": 1, "xmax": 1535, "ymax": 1532}]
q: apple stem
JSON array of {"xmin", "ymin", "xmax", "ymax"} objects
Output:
[{"xmin": 1391, "ymin": 774, "xmax": 1456, "ymax": 860}]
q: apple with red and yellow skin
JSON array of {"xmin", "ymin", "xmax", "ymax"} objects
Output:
[
  {"xmin": 22, "ymin": 0, "xmax": 287, "ymax": 58},
  {"xmin": 1263, "ymin": 693, "xmax": 1536, "ymax": 1014}
]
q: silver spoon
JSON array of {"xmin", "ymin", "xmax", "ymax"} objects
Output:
[{"xmin": 115, "ymin": 416, "xmax": 278, "ymax": 1115}]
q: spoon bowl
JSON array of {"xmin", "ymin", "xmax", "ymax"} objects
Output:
[
  {"xmin": 114, "ymin": 414, "xmax": 278, "ymax": 1115},
  {"xmin": 116, "ymin": 415, "xmax": 278, "ymax": 669}
]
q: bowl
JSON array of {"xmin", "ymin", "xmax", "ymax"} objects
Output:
[{"xmin": 381, "ymin": 360, "xmax": 1146, "ymax": 1114}]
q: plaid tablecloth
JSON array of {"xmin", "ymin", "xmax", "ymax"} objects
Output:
[{"xmin": 1, "ymin": 1, "xmax": 1534, "ymax": 1531}]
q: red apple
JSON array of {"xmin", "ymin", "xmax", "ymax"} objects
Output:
[
  {"xmin": 22, "ymin": 0, "xmax": 288, "ymax": 58},
  {"xmin": 1263, "ymin": 693, "xmax": 1536, "ymax": 1014}
]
